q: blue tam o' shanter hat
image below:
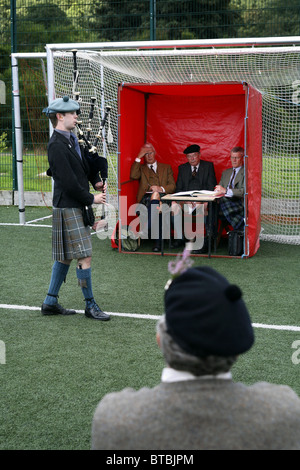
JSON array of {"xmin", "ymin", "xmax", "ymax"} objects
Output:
[{"xmin": 42, "ymin": 96, "xmax": 80, "ymax": 116}]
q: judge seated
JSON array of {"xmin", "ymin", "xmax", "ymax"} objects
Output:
[
  {"xmin": 130, "ymin": 143, "xmax": 176, "ymax": 252},
  {"xmin": 172, "ymin": 144, "xmax": 217, "ymax": 254},
  {"xmin": 176, "ymin": 144, "xmax": 217, "ymax": 194}
]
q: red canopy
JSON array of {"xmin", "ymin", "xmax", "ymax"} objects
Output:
[{"xmin": 117, "ymin": 82, "xmax": 262, "ymax": 257}]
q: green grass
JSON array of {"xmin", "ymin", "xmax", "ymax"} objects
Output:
[
  {"xmin": 0, "ymin": 151, "xmax": 119, "ymax": 193},
  {"xmin": 1, "ymin": 150, "xmax": 299, "ymax": 200},
  {"xmin": 0, "ymin": 151, "xmax": 51, "ymax": 191},
  {"xmin": 0, "ymin": 205, "xmax": 300, "ymax": 449},
  {"xmin": 262, "ymin": 155, "xmax": 300, "ymax": 199}
]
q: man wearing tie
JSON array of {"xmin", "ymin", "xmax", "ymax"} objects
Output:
[
  {"xmin": 176, "ymin": 144, "xmax": 217, "ymax": 193},
  {"xmin": 130, "ymin": 142, "xmax": 176, "ymax": 251},
  {"xmin": 130, "ymin": 143, "xmax": 176, "ymax": 204},
  {"xmin": 214, "ymin": 147, "xmax": 245, "ymax": 230},
  {"xmin": 173, "ymin": 144, "xmax": 217, "ymax": 254}
]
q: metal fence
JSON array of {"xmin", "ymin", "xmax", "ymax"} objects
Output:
[{"xmin": 1, "ymin": 0, "xmax": 300, "ymax": 193}]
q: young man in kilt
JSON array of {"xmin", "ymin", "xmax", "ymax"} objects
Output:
[{"xmin": 41, "ymin": 96, "xmax": 110, "ymax": 321}]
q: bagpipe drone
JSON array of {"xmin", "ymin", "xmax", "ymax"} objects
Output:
[{"xmin": 71, "ymin": 49, "xmax": 112, "ymax": 186}]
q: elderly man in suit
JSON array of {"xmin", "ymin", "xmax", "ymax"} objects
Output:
[
  {"xmin": 214, "ymin": 146, "xmax": 245, "ymax": 231},
  {"xmin": 41, "ymin": 96, "xmax": 110, "ymax": 321},
  {"xmin": 173, "ymin": 144, "xmax": 217, "ymax": 253},
  {"xmin": 130, "ymin": 142, "xmax": 176, "ymax": 252},
  {"xmin": 92, "ymin": 264, "xmax": 300, "ymax": 450},
  {"xmin": 176, "ymin": 144, "xmax": 217, "ymax": 193}
]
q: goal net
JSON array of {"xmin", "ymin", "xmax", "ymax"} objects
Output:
[{"xmin": 16, "ymin": 41, "xmax": 300, "ymax": 244}]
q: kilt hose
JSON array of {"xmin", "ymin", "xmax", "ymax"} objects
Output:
[{"xmin": 52, "ymin": 207, "xmax": 92, "ymax": 261}]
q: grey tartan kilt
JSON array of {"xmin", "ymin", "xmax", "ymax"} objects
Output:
[{"xmin": 52, "ymin": 207, "xmax": 92, "ymax": 261}]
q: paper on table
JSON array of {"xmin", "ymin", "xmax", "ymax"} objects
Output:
[{"xmin": 173, "ymin": 190, "xmax": 218, "ymax": 196}]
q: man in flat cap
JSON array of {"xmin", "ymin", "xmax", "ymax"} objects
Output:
[
  {"xmin": 91, "ymin": 265, "xmax": 300, "ymax": 450},
  {"xmin": 173, "ymin": 144, "xmax": 217, "ymax": 253},
  {"xmin": 176, "ymin": 144, "xmax": 216, "ymax": 194},
  {"xmin": 41, "ymin": 96, "xmax": 110, "ymax": 320}
]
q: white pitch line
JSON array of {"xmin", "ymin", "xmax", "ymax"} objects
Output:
[
  {"xmin": 0, "ymin": 304, "xmax": 160, "ymax": 320},
  {"xmin": 0, "ymin": 223, "xmax": 52, "ymax": 227},
  {"xmin": 27, "ymin": 215, "xmax": 53, "ymax": 224},
  {"xmin": 0, "ymin": 304, "xmax": 300, "ymax": 330},
  {"xmin": 252, "ymin": 322, "xmax": 300, "ymax": 332}
]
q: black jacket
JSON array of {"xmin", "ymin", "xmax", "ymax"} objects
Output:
[
  {"xmin": 176, "ymin": 160, "xmax": 217, "ymax": 192},
  {"xmin": 47, "ymin": 131, "xmax": 106, "ymax": 208}
]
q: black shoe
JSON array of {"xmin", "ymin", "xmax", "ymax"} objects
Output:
[
  {"xmin": 191, "ymin": 248, "xmax": 206, "ymax": 254},
  {"xmin": 41, "ymin": 303, "xmax": 77, "ymax": 316},
  {"xmin": 191, "ymin": 239, "xmax": 208, "ymax": 254},
  {"xmin": 170, "ymin": 239, "xmax": 185, "ymax": 249},
  {"xmin": 85, "ymin": 302, "xmax": 110, "ymax": 321}
]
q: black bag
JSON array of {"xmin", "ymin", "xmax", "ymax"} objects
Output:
[
  {"xmin": 82, "ymin": 205, "xmax": 95, "ymax": 227},
  {"xmin": 228, "ymin": 230, "xmax": 244, "ymax": 256}
]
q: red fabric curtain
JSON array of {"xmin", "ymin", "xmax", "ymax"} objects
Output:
[{"xmin": 118, "ymin": 82, "xmax": 262, "ymax": 256}]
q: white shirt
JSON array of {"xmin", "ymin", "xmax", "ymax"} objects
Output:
[
  {"xmin": 191, "ymin": 163, "xmax": 200, "ymax": 172},
  {"xmin": 146, "ymin": 161, "xmax": 165, "ymax": 192},
  {"xmin": 161, "ymin": 367, "xmax": 232, "ymax": 383},
  {"xmin": 147, "ymin": 161, "xmax": 158, "ymax": 172},
  {"xmin": 226, "ymin": 166, "xmax": 242, "ymax": 197}
]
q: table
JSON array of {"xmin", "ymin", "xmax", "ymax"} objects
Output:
[{"xmin": 160, "ymin": 193, "xmax": 222, "ymax": 257}]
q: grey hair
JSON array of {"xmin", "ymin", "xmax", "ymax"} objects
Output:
[
  {"xmin": 157, "ymin": 316, "xmax": 237, "ymax": 376},
  {"xmin": 231, "ymin": 146, "xmax": 244, "ymax": 155}
]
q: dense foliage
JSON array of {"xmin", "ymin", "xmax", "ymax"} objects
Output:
[{"xmin": 0, "ymin": 0, "xmax": 299, "ymax": 151}]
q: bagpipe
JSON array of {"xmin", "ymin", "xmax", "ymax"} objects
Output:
[{"xmin": 71, "ymin": 49, "xmax": 112, "ymax": 186}]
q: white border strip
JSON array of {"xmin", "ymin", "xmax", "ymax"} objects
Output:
[
  {"xmin": 1, "ymin": 304, "xmax": 300, "ymax": 330},
  {"xmin": 0, "ymin": 223, "xmax": 52, "ymax": 227},
  {"xmin": 0, "ymin": 304, "xmax": 160, "ymax": 320},
  {"xmin": 26, "ymin": 215, "xmax": 53, "ymax": 224},
  {"xmin": 252, "ymin": 322, "xmax": 300, "ymax": 332},
  {"xmin": 96, "ymin": 46, "xmax": 300, "ymax": 58},
  {"xmin": 44, "ymin": 36, "xmax": 300, "ymax": 52}
]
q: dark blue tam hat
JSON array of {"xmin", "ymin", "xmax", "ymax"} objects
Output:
[
  {"xmin": 42, "ymin": 96, "xmax": 80, "ymax": 116},
  {"xmin": 164, "ymin": 266, "xmax": 254, "ymax": 357},
  {"xmin": 183, "ymin": 144, "xmax": 200, "ymax": 154}
]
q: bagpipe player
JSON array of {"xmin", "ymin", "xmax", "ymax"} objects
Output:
[{"xmin": 41, "ymin": 96, "xmax": 110, "ymax": 321}]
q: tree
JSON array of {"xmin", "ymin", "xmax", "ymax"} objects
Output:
[
  {"xmin": 230, "ymin": 0, "xmax": 300, "ymax": 37},
  {"xmin": 156, "ymin": 0, "xmax": 240, "ymax": 40},
  {"xmin": 16, "ymin": 2, "xmax": 85, "ymax": 50},
  {"xmin": 90, "ymin": 0, "xmax": 241, "ymax": 42}
]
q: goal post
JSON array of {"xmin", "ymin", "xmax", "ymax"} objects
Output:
[
  {"xmin": 11, "ymin": 51, "xmax": 51, "ymax": 224},
  {"xmin": 12, "ymin": 37, "xmax": 300, "ymax": 247}
]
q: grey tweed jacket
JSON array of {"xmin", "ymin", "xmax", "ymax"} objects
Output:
[
  {"xmin": 91, "ymin": 379, "xmax": 300, "ymax": 450},
  {"xmin": 219, "ymin": 166, "xmax": 244, "ymax": 199}
]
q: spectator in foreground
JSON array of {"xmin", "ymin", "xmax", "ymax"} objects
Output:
[{"xmin": 91, "ymin": 263, "xmax": 300, "ymax": 450}]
